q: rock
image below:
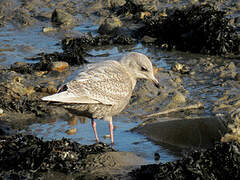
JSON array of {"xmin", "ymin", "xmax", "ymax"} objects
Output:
[
  {"xmin": 139, "ymin": 4, "xmax": 240, "ymax": 55},
  {"xmin": 62, "ymin": 32, "xmax": 136, "ymax": 51},
  {"xmin": 41, "ymin": 85, "xmax": 57, "ymax": 94},
  {"xmin": 154, "ymin": 153, "xmax": 160, "ymax": 161},
  {"xmin": 12, "ymin": 8, "xmax": 36, "ymax": 26},
  {"xmin": 130, "ymin": 0, "xmax": 157, "ymax": 12},
  {"xmin": 141, "ymin": 35, "xmax": 157, "ymax": 44},
  {"xmin": 104, "ymin": 134, "xmax": 111, "ymax": 139},
  {"xmin": 235, "ymin": 72, "xmax": 240, "ymax": 81},
  {"xmin": 65, "ymin": 128, "xmax": 77, "ymax": 135},
  {"xmin": 42, "ymin": 27, "xmax": 58, "ymax": 33},
  {"xmin": 10, "ymin": 62, "xmax": 33, "ymax": 74},
  {"xmin": 108, "ymin": 0, "xmax": 126, "ymax": 8},
  {"xmin": 34, "ymin": 71, "xmax": 48, "ymax": 76},
  {"xmin": 171, "ymin": 62, "xmax": 191, "ymax": 74},
  {"xmin": 138, "ymin": 11, "xmax": 151, "ymax": 19},
  {"xmin": 219, "ymin": 62, "xmax": 236, "ymax": 79},
  {"xmin": 133, "ymin": 117, "xmax": 227, "ymax": 148},
  {"xmin": 171, "ymin": 91, "xmax": 186, "ymax": 104},
  {"xmin": 51, "ymin": 9, "xmax": 75, "ymax": 28},
  {"xmin": 0, "ymin": 108, "xmax": 3, "ymax": 114},
  {"xmin": 173, "ymin": 77, "xmax": 182, "ymax": 83},
  {"xmin": 98, "ymin": 16, "xmax": 122, "ymax": 35},
  {"xmin": 165, "ymin": 91, "xmax": 186, "ymax": 109},
  {"xmin": 0, "ymin": 134, "xmax": 115, "ymax": 179},
  {"xmin": 36, "ymin": 51, "xmax": 87, "ymax": 67},
  {"xmin": 129, "ymin": 142, "xmax": 240, "ymax": 180},
  {"xmin": 153, "ymin": 66, "xmax": 158, "ymax": 76},
  {"xmin": 48, "ymin": 61, "xmax": 69, "ymax": 72}
]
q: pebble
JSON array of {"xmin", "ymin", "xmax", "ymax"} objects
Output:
[
  {"xmin": 42, "ymin": 27, "xmax": 57, "ymax": 33},
  {"xmin": 141, "ymin": 35, "xmax": 157, "ymax": 43},
  {"xmin": 104, "ymin": 134, "xmax": 110, "ymax": 139},
  {"xmin": 172, "ymin": 62, "xmax": 191, "ymax": 74},
  {"xmin": 0, "ymin": 108, "xmax": 3, "ymax": 114},
  {"xmin": 48, "ymin": 61, "xmax": 69, "ymax": 72},
  {"xmin": 65, "ymin": 128, "xmax": 77, "ymax": 135},
  {"xmin": 172, "ymin": 91, "xmax": 186, "ymax": 104},
  {"xmin": 236, "ymin": 73, "xmax": 240, "ymax": 81},
  {"xmin": 34, "ymin": 71, "xmax": 48, "ymax": 76},
  {"xmin": 154, "ymin": 152, "xmax": 160, "ymax": 161},
  {"xmin": 139, "ymin": 11, "xmax": 151, "ymax": 19}
]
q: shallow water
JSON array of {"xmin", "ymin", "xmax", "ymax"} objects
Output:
[
  {"xmin": 1, "ymin": 21, "xmax": 224, "ymax": 166},
  {"xmin": 0, "ymin": 21, "xmax": 184, "ymax": 164},
  {"xmin": 22, "ymin": 115, "xmax": 180, "ymax": 164},
  {"xmin": 0, "ymin": 24, "xmax": 61, "ymax": 65}
]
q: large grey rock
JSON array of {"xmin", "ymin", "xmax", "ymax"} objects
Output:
[{"xmin": 133, "ymin": 117, "xmax": 227, "ymax": 148}]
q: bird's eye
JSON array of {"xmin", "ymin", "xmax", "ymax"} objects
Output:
[{"xmin": 141, "ymin": 67, "xmax": 148, "ymax": 72}]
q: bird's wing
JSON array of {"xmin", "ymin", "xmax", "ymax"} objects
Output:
[{"xmin": 42, "ymin": 61, "xmax": 133, "ymax": 105}]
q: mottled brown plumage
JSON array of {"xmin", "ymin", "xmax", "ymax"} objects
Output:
[{"xmin": 42, "ymin": 52, "xmax": 159, "ymax": 144}]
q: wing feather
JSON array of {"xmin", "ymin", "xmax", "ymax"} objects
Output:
[{"xmin": 42, "ymin": 60, "xmax": 133, "ymax": 105}]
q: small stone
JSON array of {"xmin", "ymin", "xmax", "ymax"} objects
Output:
[
  {"xmin": 190, "ymin": 71, "xmax": 195, "ymax": 76},
  {"xmin": 48, "ymin": 61, "xmax": 69, "ymax": 72},
  {"xmin": 153, "ymin": 67, "xmax": 158, "ymax": 76},
  {"xmin": 172, "ymin": 62, "xmax": 190, "ymax": 74},
  {"xmin": 47, "ymin": 85, "xmax": 57, "ymax": 94},
  {"xmin": 109, "ymin": 0, "xmax": 126, "ymax": 8},
  {"xmin": 104, "ymin": 134, "xmax": 110, "ymax": 139},
  {"xmin": 139, "ymin": 11, "xmax": 151, "ymax": 19},
  {"xmin": 154, "ymin": 152, "xmax": 160, "ymax": 161},
  {"xmin": 43, "ymin": 27, "xmax": 57, "ymax": 33},
  {"xmin": 174, "ymin": 77, "xmax": 182, "ymax": 83},
  {"xmin": 26, "ymin": 86, "xmax": 35, "ymax": 95},
  {"xmin": 11, "ymin": 62, "xmax": 32, "ymax": 74},
  {"xmin": 65, "ymin": 128, "xmax": 77, "ymax": 135},
  {"xmin": 34, "ymin": 71, "xmax": 48, "ymax": 76},
  {"xmin": 0, "ymin": 108, "xmax": 3, "ymax": 114},
  {"xmin": 161, "ymin": 43, "xmax": 169, "ymax": 49},
  {"xmin": 236, "ymin": 73, "xmax": 240, "ymax": 81},
  {"xmin": 171, "ymin": 91, "xmax": 186, "ymax": 104},
  {"xmin": 130, "ymin": 0, "xmax": 157, "ymax": 11},
  {"xmin": 41, "ymin": 87, "xmax": 48, "ymax": 93},
  {"xmin": 13, "ymin": 76, "xmax": 23, "ymax": 83},
  {"xmin": 141, "ymin": 35, "xmax": 157, "ymax": 43}
]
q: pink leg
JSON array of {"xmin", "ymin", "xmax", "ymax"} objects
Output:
[
  {"xmin": 91, "ymin": 119, "xmax": 99, "ymax": 142},
  {"xmin": 108, "ymin": 117, "xmax": 114, "ymax": 144}
]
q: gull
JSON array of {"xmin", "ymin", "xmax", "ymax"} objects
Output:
[{"xmin": 42, "ymin": 52, "xmax": 159, "ymax": 144}]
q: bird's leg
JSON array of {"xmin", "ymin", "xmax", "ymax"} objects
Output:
[
  {"xmin": 109, "ymin": 119, "xmax": 114, "ymax": 144},
  {"xmin": 105, "ymin": 116, "xmax": 114, "ymax": 144},
  {"xmin": 91, "ymin": 119, "xmax": 99, "ymax": 142}
]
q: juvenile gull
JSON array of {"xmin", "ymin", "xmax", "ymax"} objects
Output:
[{"xmin": 42, "ymin": 52, "xmax": 159, "ymax": 144}]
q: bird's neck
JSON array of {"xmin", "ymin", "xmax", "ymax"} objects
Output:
[{"xmin": 121, "ymin": 64, "xmax": 137, "ymax": 90}]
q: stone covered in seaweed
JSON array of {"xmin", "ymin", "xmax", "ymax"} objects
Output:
[
  {"xmin": 0, "ymin": 134, "xmax": 114, "ymax": 179},
  {"xmin": 138, "ymin": 4, "xmax": 240, "ymax": 55},
  {"xmin": 130, "ymin": 142, "xmax": 240, "ymax": 180}
]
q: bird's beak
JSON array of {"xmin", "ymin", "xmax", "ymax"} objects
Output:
[{"xmin": 152, "ymin": 76, "xmax": 160, "ymax": 88}]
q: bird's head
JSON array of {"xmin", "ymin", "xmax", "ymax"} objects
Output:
[{"xmin": 120, "ymin": 52, "xmax": 160, "ymax": 88}]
